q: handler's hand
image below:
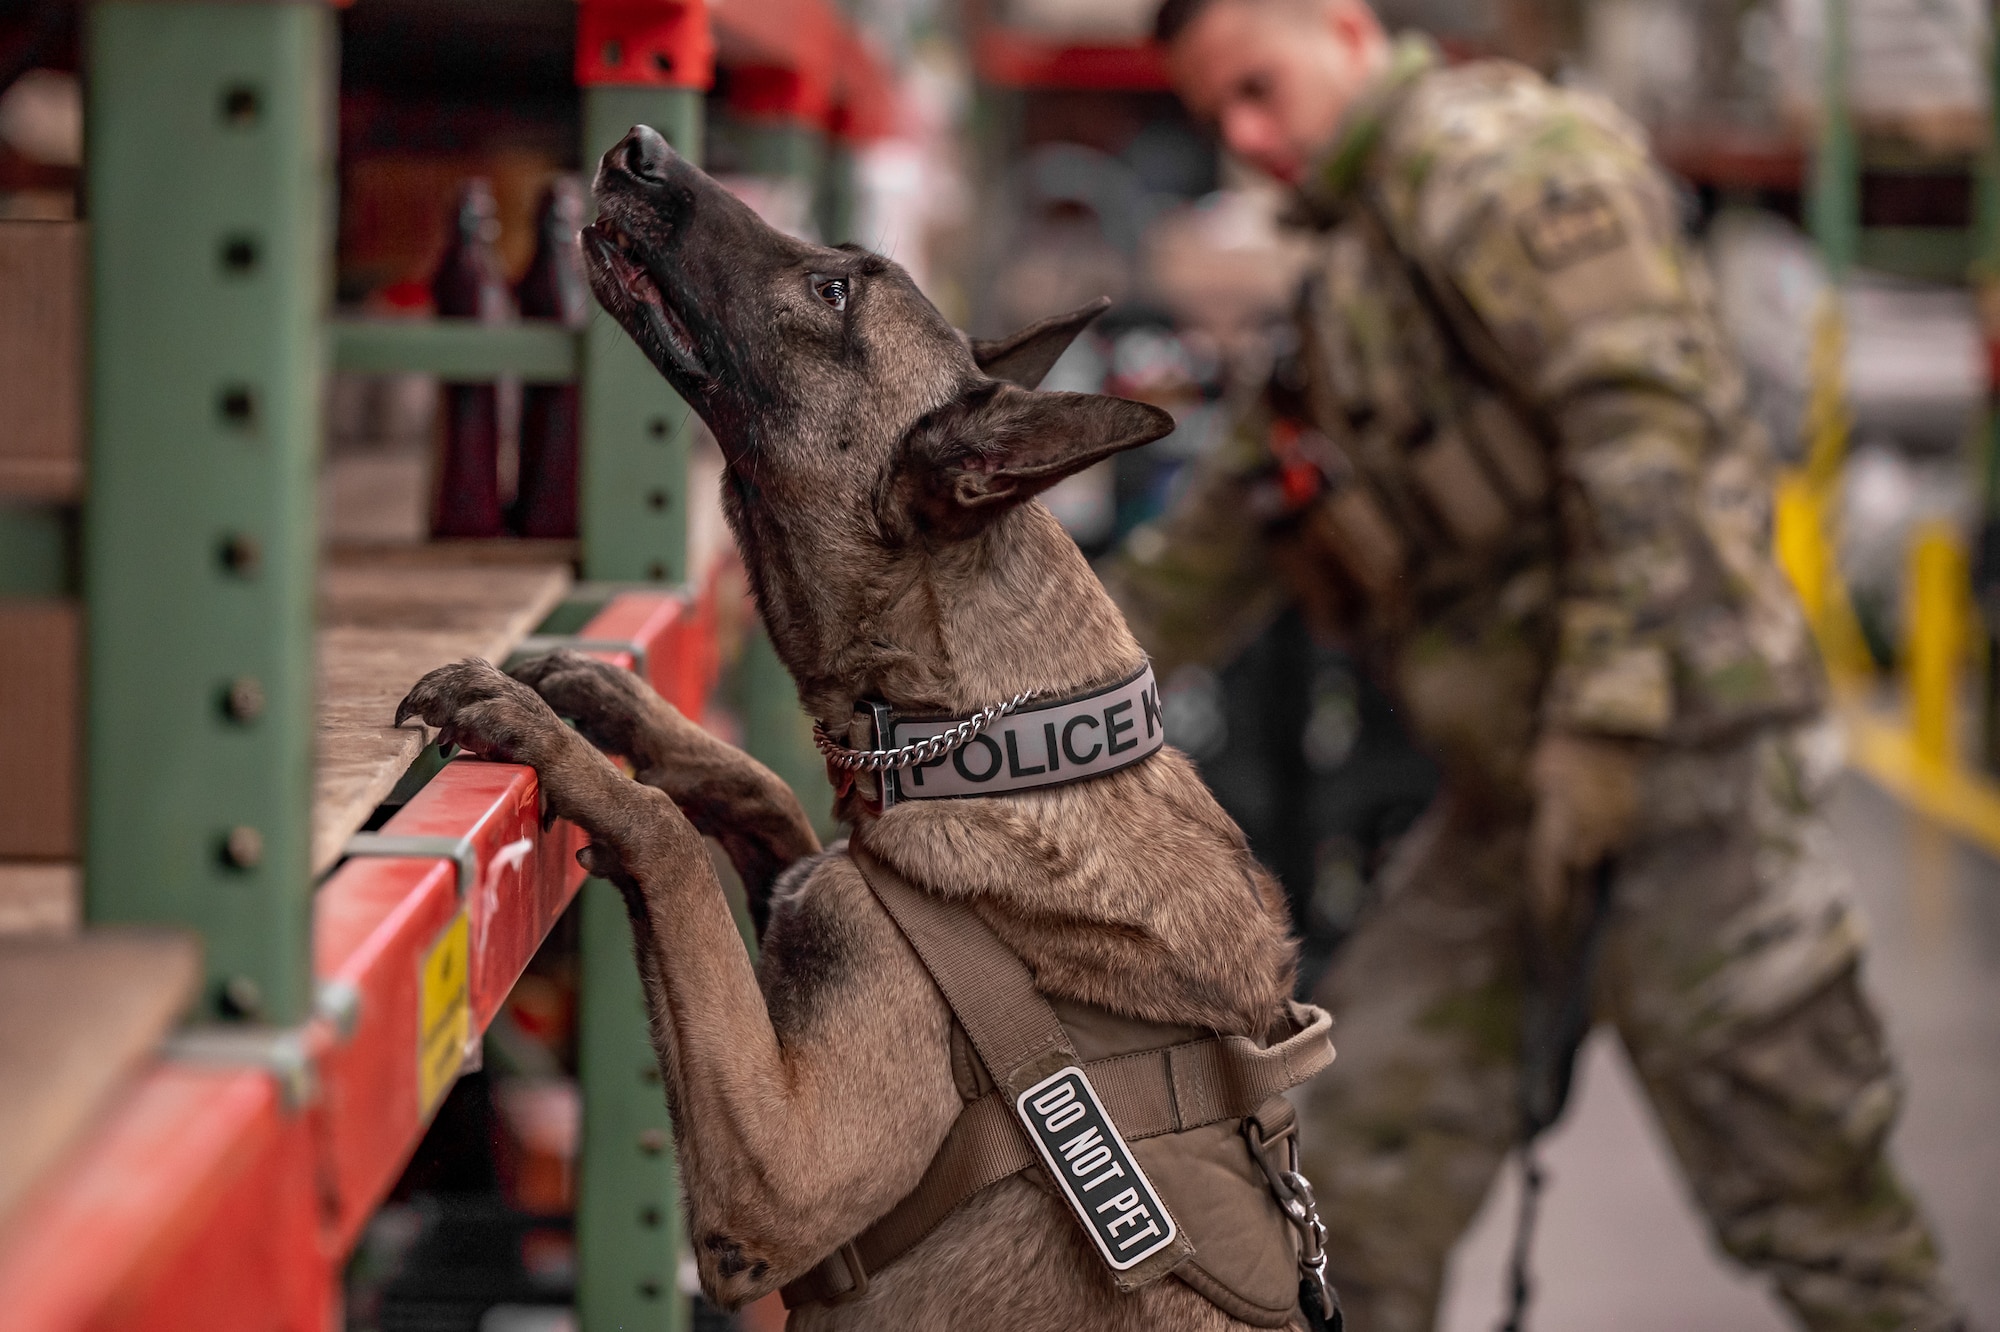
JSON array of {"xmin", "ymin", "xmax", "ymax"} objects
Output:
[{"xmin": 1527, "ymin": 731, "xmax": 1642, "ymax": 932}]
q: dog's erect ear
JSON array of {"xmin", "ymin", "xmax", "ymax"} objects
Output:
[
  {"xmin": 899, "ymin": 380, "xmax": 1174, "ymax": 531},
  {"xmin": 968, "ymin": 297, "xmax": 1113, "ymax": 389}
]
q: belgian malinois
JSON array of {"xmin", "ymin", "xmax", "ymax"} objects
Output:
[{"xmin": 396, "ymin": 126, "xmax": 1305, "ymax": 1329}]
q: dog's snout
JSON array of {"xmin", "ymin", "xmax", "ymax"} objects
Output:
[{"xmin": 614, "ymin": 124, "xmax": 674, "ymax": 184}]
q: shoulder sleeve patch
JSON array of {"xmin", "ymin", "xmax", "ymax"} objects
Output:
[{"xmin": 1516, "ymin": 184, "xmax": 1626, "ymax": 270}]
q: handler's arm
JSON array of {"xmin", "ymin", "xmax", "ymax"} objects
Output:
[
  {"xmin": 1100, "ymin": 419, "xmax": 1291, "ymax": 680},
  {"xmin": 1426, "ymin": 141, "xmax": 1747, "ymax": 741}
]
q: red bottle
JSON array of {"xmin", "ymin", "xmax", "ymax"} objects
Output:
[
  {"xmin": 511, "ymin": 177, "xmax": 588, "ymax": 539},
  {"xmin": 430, "ymin": 179, "xmax": 512, "ymax": 538}
]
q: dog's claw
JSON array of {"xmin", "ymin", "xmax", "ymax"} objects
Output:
[
  {"xmin": 393, "ymin": 692, "xmax": 421, "ymax": 728},
  {"xmin": 388, "ymin": 657, "xmax": 573, "ymax": 770}
]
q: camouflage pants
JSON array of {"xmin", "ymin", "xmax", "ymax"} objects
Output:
[{"xmin": 1299, "ymin": 717, "xmax": 1963, "ymax": 1332}]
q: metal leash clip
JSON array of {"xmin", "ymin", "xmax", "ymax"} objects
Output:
[
  {"xmin": 1247, "ymin": 1118, "xmax": 1338, "ymax": 1325},
  {"xmin": 1281, "ymin": 1163, "xmax": 1335, "ymax": 1322}
]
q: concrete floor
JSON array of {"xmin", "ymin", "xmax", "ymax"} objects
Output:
[{"xmin": 1439, "ymin": 775, "xmax": 2000, "ymax": 1332}]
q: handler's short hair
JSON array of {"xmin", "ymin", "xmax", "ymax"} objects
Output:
[
  {"xmin": 1152, "ymin": 0, "xmax": 1215, "ymax": 43},
  {"xmin": 1153, "ymin": 0, "xmax": 1338, "ymax": 46}
]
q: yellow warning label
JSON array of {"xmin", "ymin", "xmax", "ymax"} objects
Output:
[{"xmin": 419, "ymin": 911, "xmax": 471, "ymax": 1117}]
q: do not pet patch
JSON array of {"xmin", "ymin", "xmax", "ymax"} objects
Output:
[{"xmin": 1015, "ymin": 1067, "xmax": 1178, "ymax": 1272}]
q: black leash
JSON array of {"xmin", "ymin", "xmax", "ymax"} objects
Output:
[
  {"xmin": 1498, "ymin": 1147, "xmax": 1546, "ymax": 1332},
  {"xmin": 1301, "ymin": 1277, "xmax": 1345, "ymax": 1332},
  {"xmin": 1498, "ymin": 859, "xmax": 1617, "ymax": 1332}
]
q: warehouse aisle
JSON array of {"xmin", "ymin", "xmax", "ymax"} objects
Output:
[{"xmin": 1439, "ymin": 775, "xmax": 2000, "ymax": 1332}]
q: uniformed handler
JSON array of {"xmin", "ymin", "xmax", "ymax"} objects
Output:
[{"xmin": 1106, "ymin": 1, "xmax": 1970, "ymax": 1328}]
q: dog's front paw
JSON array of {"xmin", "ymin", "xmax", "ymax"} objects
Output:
[
  {"xmin": 510, "ymin": 649, "xmax": 666, "ymax": 762},
  {"xmin": 395, "ymin": 658, "xmax": 578, "ymax": 771}
]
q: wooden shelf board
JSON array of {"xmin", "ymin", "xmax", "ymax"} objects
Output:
[
  {"xmin": 0, "ymin": 931, "xmax": 200, "ymax": 1221},
  {"xmin": 314, "ymin": 551, "xmax": 572, "ymax": 874}
]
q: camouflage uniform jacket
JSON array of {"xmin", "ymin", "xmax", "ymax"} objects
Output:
[{"xmin": 1110, "ymin": 38, "xmax": 1822, "ymax": 781}]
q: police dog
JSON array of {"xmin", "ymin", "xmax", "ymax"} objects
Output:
[{"xmin": 395, "ymin": 126, "xmax": 1299, "ymax": 1329}]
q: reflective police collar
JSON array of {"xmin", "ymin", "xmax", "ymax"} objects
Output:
[{"xmin": 834, "ymin": 664, "xmax": 1165, "ymax": 809}]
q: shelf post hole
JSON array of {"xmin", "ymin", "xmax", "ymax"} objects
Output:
[{"xmin": 82, "ymin": 0, "xmax": 331, "ymax": 1024}]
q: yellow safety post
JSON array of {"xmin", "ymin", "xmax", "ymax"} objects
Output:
[
  {"xmin": 1840, "ymin": 524, "xmax": 2000, "ymax": 861},
  {"xmin": 1905, "ymin": 521, "xmax": 1970, "ymax": 771},
  {"xmin": 1775, "ymin": 474, "xmax": 1833, "ymax": 624},
  {"xmin": 1775, "ymin": 293, "xmax": 1876, "ymax": 684}
]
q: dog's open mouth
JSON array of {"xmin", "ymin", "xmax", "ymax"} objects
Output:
[{"xmin": 583, "ymin": 218, "xmax": 710, "ymax": 382}]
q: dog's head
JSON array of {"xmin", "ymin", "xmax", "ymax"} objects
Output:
[{"xmin": 583, "ymin": 126, "xmax": 1172, "ymax": 710}]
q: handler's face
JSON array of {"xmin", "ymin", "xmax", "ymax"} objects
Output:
[{"xmin": 1168, "ymin": 0, "xmax": 1386, "ymax": 183}]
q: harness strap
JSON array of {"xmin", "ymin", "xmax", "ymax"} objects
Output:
[
  {"xmin": 781, "ymin": 846, "xmax": 1336, "ymax": 1308},
  {"xmin": 849, "ymin": 844, "xmax": 1077, "ymax": 1092}
]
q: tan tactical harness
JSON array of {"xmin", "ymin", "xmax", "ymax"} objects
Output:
[{"xmin": 782, "ymin": 847, "xmax": 1337, "ymax": 1325}]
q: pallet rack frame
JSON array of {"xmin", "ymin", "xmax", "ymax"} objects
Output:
[
  {"xmin": 5, "ymin": 1, "xmax": 894, "ymax": 1328},
  {"xmin": 84, "ymin": 0, "xmax": 333, "ymax": 1028},
  {"xmin": 573, "ymin": 19, "xmax": 711, "ymax": 1317},
  {"xmin": 967, "ymin": 0, "xmax": 1171, "ymax": 92}
]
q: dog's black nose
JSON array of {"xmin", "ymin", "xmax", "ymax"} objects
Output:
[{"xmin": 616, "ymin": 124, "xmax": 674, "ymax": 183}]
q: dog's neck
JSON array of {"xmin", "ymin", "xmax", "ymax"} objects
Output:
[
  {"xmin": 736, "ymin": 494, "xmax": 1143, "ymax": 730},
  {"xmin": 878, "ymin": 504, "xmax": 1142, "ymax": 707},
  {"xmin": 726, "ymin": 479, "xmax": 1295, "ymax": 1035}
]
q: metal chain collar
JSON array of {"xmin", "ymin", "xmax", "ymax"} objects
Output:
[{"xmin": 813, "ymin": 689, "xmax": 1041, "ymax": 774}]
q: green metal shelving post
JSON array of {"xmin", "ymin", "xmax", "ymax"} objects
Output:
[
  {"xmin": 1974, "ymin": 13, "xmax": 2000, "ymax": 769},
  {"xmin": 818, "ymin": 143, "xmax": 861, "ymax": 249},
  {"xmin": 1809, "ymin": 0, "xmax": 1859, "ymax": 280},
  {"xmin": 577, "ymin": 875, "xmax": 686, "ymax": 1330},
  {"xmin": 573, "ymin": 6, "xmax": 711, "ymax": 1329},
  {"xmin": 579, "ymin": 83, "xmax": 705, "ymax": 590},
  {"xmin": 740, "ymin": 116, "xmax": 829, "ymax": 203},
  {"xmin": 83, "ymin": 0, "xmax": 331, "ymax": 1024},
  {"xmin": 725, "ymin": 85, "xmax": 839, "ymax": 837}
]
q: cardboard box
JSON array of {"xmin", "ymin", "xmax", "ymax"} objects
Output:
[
  {"xmin": 0, "ymin": 221, "xmax": 83, "ymax": 502},
  {"xmin": 0, "ymin": 600, "xmax": 79, "ymax": 859}
]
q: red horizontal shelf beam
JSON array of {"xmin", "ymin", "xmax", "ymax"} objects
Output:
[
  {"xmin": 316, "ymin": 764, "xmax": 589, "ymax": 1253},
  {"xmin": 1655, "ymin": 128, "xmax": 1805, "ymax": 192},
  {"xmin": 830, "ymin": 25, "xmax": 898, "ymax": 142},
  {"xmin": 0, "ymin": 1067, "xmax": 322, "ymax": 1332},
  {"xmin": 575, "ymin": 0, "xmax": 716, "ymax": 90},
  {"xmin": 709, "ymin": 0, "xmax": 898, "ymax": 140},
  {"xmin": 0, "ymin": 589, "xmax": 714, "ymax": 1331},
  {"xmin": 974, "ymin": 28, "xmax": 1170, "ymax": 91},
  {"xmin": 582, "ymin": 586, "xmax": 719, "ymax": 710},
  {"xmin": 709, "ymin": 0, "xmax": 835, "ymax": 74}
]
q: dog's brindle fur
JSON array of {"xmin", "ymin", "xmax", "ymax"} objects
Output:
[{"xmin": 397, "ymin": 126, "xmax": 1300, "ymax": 1330}]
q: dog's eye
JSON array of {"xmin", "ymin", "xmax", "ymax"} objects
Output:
[{"xmin": 812, "ymin": 276, "xmax": 849, "ymax": 311}]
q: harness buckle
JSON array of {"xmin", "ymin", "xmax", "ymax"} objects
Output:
[
  {"xmin": 820, "ymin": 1240, "xmax": 871, "ymax": 1304},
  {"xmin": 1246, "ymin": 1118, "xmax": 1336, "ymax": 1323}
]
